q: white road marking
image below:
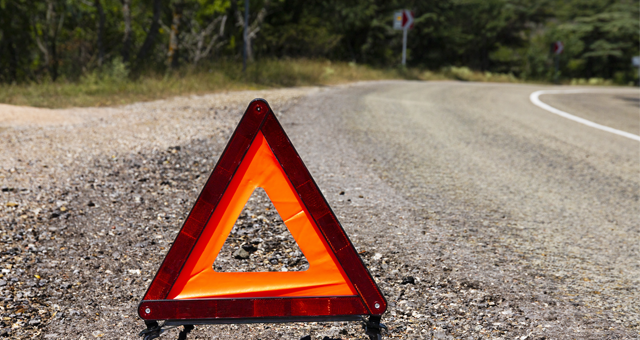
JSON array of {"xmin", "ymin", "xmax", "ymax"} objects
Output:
[{"xmin": 530, "ymin": 90, "xmax": 640, "ymax": 142}]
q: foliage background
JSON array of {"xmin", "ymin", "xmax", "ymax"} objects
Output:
[{"xmin": 0, "ymin": 0, "xmax": 638, "ymax": 85}]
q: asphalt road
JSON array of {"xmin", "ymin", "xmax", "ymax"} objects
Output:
[
  {"xmin": 0, "ymin": 81, "xmax": 638, "ymax": 339},
  {"xmin": 540, "ymin": 90, "xmax": 639, "ymax": 135},
  {"xmin": 281, "ymin": 81, "xmax": 639, "ymax": 338}
]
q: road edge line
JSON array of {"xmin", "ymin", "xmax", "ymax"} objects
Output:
[{"xmin": 529, "ymin": 90, "xmax": 640, "ymax": 142}]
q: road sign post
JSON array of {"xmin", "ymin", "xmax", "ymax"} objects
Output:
[
  {"xmin": 394, "ymin": 10, "xmax": 414, "ymax": 66},
  {"xmin": 551, "ymin": 41, "xmax": 563, "ymax": 83},
  {"xmin": 402, "ymin": 26, "xmax": 408, "ymax": 65},
  {"xmin": 632, "ymin": 56, "xmax": 640, "ymax": 86}
]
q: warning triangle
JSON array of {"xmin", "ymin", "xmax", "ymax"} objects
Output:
[{"xmin": 139, "ymin": 99, "xmax": 386, "ymax": 323}]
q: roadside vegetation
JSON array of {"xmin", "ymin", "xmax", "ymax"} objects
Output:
[
  {"xmin": 0, "ymin": 0, "xmax": 640, "ymax": 89},
  {"xmin": 0, "ymin": 59, "xmax": 404, "ymax": 108},
  {"xmin": 1, "ymin": 0, "xmax": 637, "ymax": 108},
  {"xmin": 0, "ymin": 59, "xmax": 526, "ymax": 108},
  {"xmin": 1, "ymin": 57, "xmax": 628, "ymax": 108}
]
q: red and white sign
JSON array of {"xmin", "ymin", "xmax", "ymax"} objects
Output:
[
  {"xmin": 553, "ymin": 41, "xmax": 564, "ymax": 55},
  {"xmin": 394, "ymin": 10, "xmax": 414, "ymax": 30}
]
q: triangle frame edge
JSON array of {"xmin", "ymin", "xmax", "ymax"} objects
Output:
[
  {"xmin": 140, "ymin": 99, "xmax": 270, "ymax": 303},
  {"xmin": 138, "ymin": 99, "xmax": 387, "ymax": 322},
  {"xmin": 261, "ymin": 111, "xmax": 387, "ymax": 316}
]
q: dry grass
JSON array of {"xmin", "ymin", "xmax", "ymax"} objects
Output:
[
  {"xmin": 0, "ymin": 59, "xmax": 524, "ymax": 108},
  {"xmin": 0, "ymin": 60, "xmax": 415, "ymax": 108}
]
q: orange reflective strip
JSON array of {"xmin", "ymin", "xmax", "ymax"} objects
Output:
[{"xmin": 168, "ymin": 132, "xmax": 356, "ymax": 299}]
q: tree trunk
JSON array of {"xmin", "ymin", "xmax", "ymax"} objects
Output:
[
  {"xmin": 480, "ymin": 36, "xmax": 488, "ymax": 72},
  {"xmin": 135, "ymin": 0, "xmax": 162, "ymax": 69},
  {"xmin": 35, "ymin": 33, "xmax": 51, "ymax": 73},
  {"xmin": 45, "ymin": 0, "xmax": 62, "ymax": 81},
  {"xmin": 50, "ymin": 31, "xmax": 58, "ymax": 81},
  {"xmin": 122, "ymin": 0, "xmax": 132, "ymax": 63},
  {"xmin": 33, "ymin": 1, "xmax": 62, "ymax": 81},
  {"xmin": 193, "ymin": 15, "xmax": 226, "ymax": 65},
  {"xmin": 235, "ymin": 1, "xmax": 269, "ymax": 63},
  {"xmin": 246, "ymin": 35, "xmax": 253, "ymax": 62},
  {"xmin": 168, "ymin": 2, "xmax": 182, "ymax": 69},
  {"xmin": 6, "ymin": 38, "xmax": 18, "ymax": 82},
  {"xmin": 95, "ymin": 0, "xmax": 105, "ymax": 66}
]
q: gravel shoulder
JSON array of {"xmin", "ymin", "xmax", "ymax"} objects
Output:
[
  {"xmin": 0, "ymin": 104, "xmax": 81, "ymax": 127},
  {"xmin": 0, "ymin": 88, "xmax": 320, "ymax": 339},
  {"xmin": 0, "ymin": 82, "xmax": 638, "ymax": 340}
]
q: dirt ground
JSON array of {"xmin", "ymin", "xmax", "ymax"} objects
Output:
[
  {"xmin": 0, "ymin": 82, "xmax": 637, "ymax": 339},
  {"xmin": 0, "ymin": 104, "xmax": 81, "ymax": 126}
]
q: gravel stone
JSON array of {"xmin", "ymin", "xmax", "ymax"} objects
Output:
[
  {"xmin": 214, "ymin": 188, "xmax": 310, "ymax": 273},
  {"xmin": 401, "ymin": 276, "xmax": 415, "ymax": 285},
  {"xmin": 233, "ymin": 248, "xmax": 251, "ymax": 260}
]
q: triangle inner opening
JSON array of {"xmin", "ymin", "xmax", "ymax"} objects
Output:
[{"xmin": 212, "ymin": 187, "xmax": 310, "ymax": 272}]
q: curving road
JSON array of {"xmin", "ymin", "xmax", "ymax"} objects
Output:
[{"xmin": 281, "ymin": 81, "xmax": 639, "ymax": 338}]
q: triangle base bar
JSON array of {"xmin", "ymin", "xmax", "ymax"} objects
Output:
[
  {"xmin": 162, "ymin": 315, "xmax": 363, "ymax": 325},
  {"xmin": 139, "ymin": 296, "xmax": 367, "ymax": 321},
  {"xmin": 140, "ymin": 315, "xmax": 385, "ymax": 340}
]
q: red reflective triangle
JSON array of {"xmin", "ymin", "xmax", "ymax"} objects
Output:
[{"xmin": 139, "ymin": 99, "xmax": 386, "ymax": 322}]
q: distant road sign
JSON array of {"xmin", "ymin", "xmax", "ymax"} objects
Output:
[
  {"xmin": 632, "ymin": 56, "xmax": 640, "ymax": 67},
  {"xmin": 553, "ymin": 41, "xmax": 564, "ymax": 55},
  {"xmin": 394, "ymin": 9, "xmax": 414, "ymax": 66},
  {"xmin": 393, "ymin": 11, "xmax": 403, "ymax": 30},
  {"xmin": 393, "ymin": 10, "xmax": 414, "ymax": 30}
]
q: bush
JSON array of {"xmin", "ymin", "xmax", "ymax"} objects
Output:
[
  {"xmin": 441, "ymin": 66, "xmax": 518, "ymax": 83},
  {"xmin": 569, "ymin": 78, "xmax": 613, "ymax": 86}
]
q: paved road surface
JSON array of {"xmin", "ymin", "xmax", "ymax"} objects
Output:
[
  {"xmin": 283, "ymin": 81, "xmax": 639, "ymax": 338},
  {"xmin": 540, "ymin": 90, "xmax": 639, "ymax": 135},
  {"xmin": 0, "ymin": 81, "xmax": 637, "ymax": 339}
]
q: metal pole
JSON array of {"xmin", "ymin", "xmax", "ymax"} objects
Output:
[
  {"xmin": 402, "ymin": 26, "xmax": 407, "ymax": 66},
  {"xmin": 554, "ymin": 54, "xmax": 559, "ymax": 83},
  {"xmin": 243, "ymin": 0, "xmax": 248, "ymax": 72}
]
